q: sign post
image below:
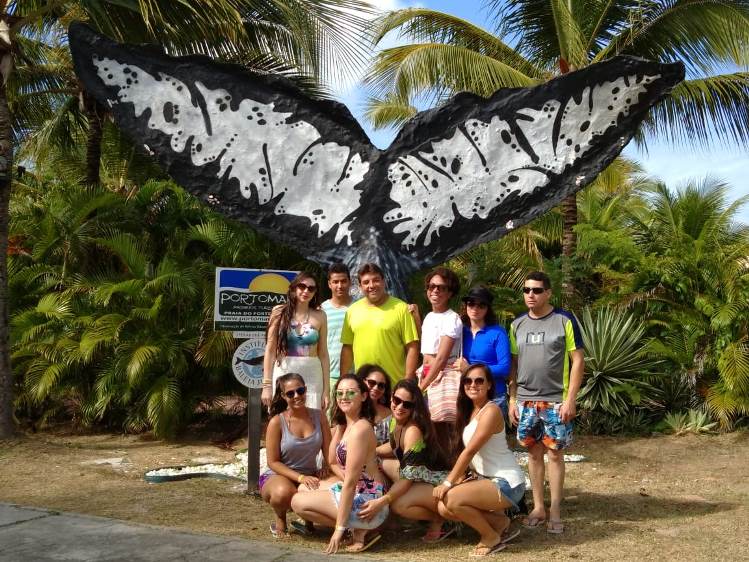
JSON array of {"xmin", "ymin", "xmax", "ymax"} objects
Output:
[{"xmin": 217, "ymin": 268, "xmax": 298, "ymax": 495}]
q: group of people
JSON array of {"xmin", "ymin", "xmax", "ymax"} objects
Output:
[{"xmin": 258, "ymin": 264, "xmax": 584, "ymax": 556}]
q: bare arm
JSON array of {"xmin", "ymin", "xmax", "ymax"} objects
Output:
[
  {"xmin": 340, "ymin": 344, "xmax": 354, "ymax": 377},
  {"xmin": 316, "ymin": 310, "xmax": 330, "ymax": 403},
  {"xmin": 261, "ymin": 306, "xmax": 283, "ymax": 406},
  {"xmin": 434, "ymin": 404, "xmax": 502, "ymax": 500},
  {"xmin": 404, "ymin": 341, "xmax": 420, "ymax": 381},
  {"xmin": 419, "ymin": 335, "xmax": 456, "ymax": 391},
  {"xmin": 326, "ymin": 421, "xmax": 372, "ymax": 553},
  {"xmin": 508, "ymin": 355, "xmax": 519, "ymax": 425},
  {"xmin": 560, "ymin": 348, "xmax": 585, "ymax": 422}
]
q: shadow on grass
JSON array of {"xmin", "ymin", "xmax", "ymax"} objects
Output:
[{"xmin": 371, "ymin": 488, "xmax": 735, "ymax": 556}]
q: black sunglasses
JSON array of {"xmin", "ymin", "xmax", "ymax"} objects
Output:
[
  {"xmin": 465, "ymin": 300, "xmax": 488, "ymax": 308},
  {"xmin": 296, "ymin": 282, "xmax": 317, "ymax": 293},
  {"xmin": 426, "ymin": 283, "xmax": 449, "ymax": 293},
  {"xmin": 365, "ymin": 379, "xmax": 387, "ymax": 391},
  {"xmin": 284, "ymin": 386, "xmax": 307, "ymax": 399},
  {"xmin": 463, "ymin": 377, "xmax": 486, "ymax": 387},
  {"xmin": 522, "ymin": 287, "xmax": 546, "ymax": 295},
  {"xmin": 391, "ymin": 395, "xmax": 415, "ymax": 410}
]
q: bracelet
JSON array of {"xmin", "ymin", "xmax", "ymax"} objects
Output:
[
  {"xmin": 297, "ymin": 474, "xmax": 305, "ymax": 484},
  {"xmin": 383, "ymin": 492, "xmax": 393, "ymax": 504},
  {"xmin": 262, "ymin": 380, "xmax": 272, "ymax": 386},
  {"xmin": 442, "ymin": 480, "xmax": 453, "ymax": 488},
  {"xmin": 335, "ymin": 525, "xmax": 347, "ymax": 532}
]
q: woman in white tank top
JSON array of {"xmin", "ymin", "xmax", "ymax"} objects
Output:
[{"xmin": 432, "ymin": 364, "xmax": 526, "ymax": 557}]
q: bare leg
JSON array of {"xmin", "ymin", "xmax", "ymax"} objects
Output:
[
  {"xmin": 547, "ymin": 447, "xmax": 565, "ymax": 523},
  {"xmin": 392, "ymin": 483, "xmax": 443, "ymax": 534},
  {"xmin": 526, "ymin": 442, "xmax": 547, "ymax": 522},
  {"xmin": 381, "ymin": 459, "xmax": 400, "ymax": 483},
  {"xmin": 443, "ymin": 480, "xmax": 512, "ymax": 551},
  {"xmin": 290, "ymin": 488, "xmax": 337, "ymax": 528},
  {"xmin": 260, "ymin": 475, "xmax": 297, "ymax": 532}
]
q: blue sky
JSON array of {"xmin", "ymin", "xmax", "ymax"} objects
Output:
[{"xmin": 333, "ymin": 0, "xmax": 749, "ymax": 223}]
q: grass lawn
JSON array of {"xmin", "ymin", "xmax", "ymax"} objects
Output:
[{"xmin": 1, "ymin": 429, "xmax": 747, "ymax": 560}]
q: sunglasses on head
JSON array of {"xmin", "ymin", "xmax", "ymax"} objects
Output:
[
  {"xmin": 391, "ymin": 395, "xmax": 415, "ymax": 410},
  {"xmin": 426, "ymin": 283, "xmax": 449, "ymax": 293},
  {"xmin": 463, "ymin": 376, "xmax": 486, "ymax": 387},
  {"xmin": 465, "ymin": 300, "xmax": 488, "ymax": 308},
  {"xmin": 284, "ymin": 386, "xmax": 306, "ymax": 399},
  {"xmin": 365, "ymin": 379, "xmax": 386, "ymax": 391},
  {"xmin": 335, "ymin": 389, "xmax": 359, "ymax": 400},
  {"xmin": 523, "ymin": 287, "xmax": 545, "ymax": 295},
  {"xmin": 296, "ymin": 282, "xmax": 317, "ymax": 293}
]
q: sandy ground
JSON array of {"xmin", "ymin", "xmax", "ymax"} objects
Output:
[{"xmin": 1, "ymin": 429, "xmax": 747, "ymax": 561}]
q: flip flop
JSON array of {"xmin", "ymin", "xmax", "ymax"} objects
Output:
[
  {"xmin": 521, "ymin": 516, "xmax": 545, "ymax": 529},
  {"xmin": 422, "ymin": 522, "xmax": 458, "ymax": 543},
  {"xmin": 547, "ymin": 520, "xmax": 565, "ymax": 534},
  {"xmin": 501, "ymin": 527, "xmax": 521, "ymax": 544},
  {"xmin": 269, "ymin": 522, "xmax": 288, "ymax": 539},
  {"xmin": 469, "ymin": 541, "xmax": 507, "ymax": 557},
  {"xmin": 289, "ymin": 519, "xmax": 313, "ymax": 535},
  {"xmin": 345, "ymin": 533, "xmax": 381, "ymax": 553}
]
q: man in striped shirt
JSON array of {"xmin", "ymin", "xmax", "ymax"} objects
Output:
[{"xmin": 321, "ymin": 263, "xmax": 353, "ymax": 390}]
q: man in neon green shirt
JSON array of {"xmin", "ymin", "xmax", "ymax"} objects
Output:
[{"xmin": 340, "ymin": 263, "xmax": 419, "ymax": 385}]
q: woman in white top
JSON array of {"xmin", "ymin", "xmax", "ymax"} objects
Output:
[
  {"xmin": 418, "ymin": 267, "xmax": 463, "ymax": 450},
  {"xmin": 433, "ymin": 364, "xmax": 526, "ymax": 557}
]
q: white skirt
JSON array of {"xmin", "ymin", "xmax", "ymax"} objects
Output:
[{"xmin": 272, "ymin": 356, "xmax": 324, "ymax": 409}]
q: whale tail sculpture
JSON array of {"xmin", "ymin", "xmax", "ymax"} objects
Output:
[{"xmin": 69, "ymin": 22, "xmax": 683, "ymax": 297}]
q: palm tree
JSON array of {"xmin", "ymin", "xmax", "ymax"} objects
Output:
[
  {"xmin": 0, "ymin": 0, "xmax": 372, "ymax": 438},
  {"xmin": 364, "ymin": 0, "xmax": 749, "ymax": 303}
]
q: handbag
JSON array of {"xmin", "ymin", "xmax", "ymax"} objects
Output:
[{"xmin": 426, "ymin": 335, "xmax": 462, "ymax": 423}]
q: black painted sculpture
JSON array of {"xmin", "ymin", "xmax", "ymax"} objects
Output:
[{"xmin": 69, "ymin": 23, "xmax": 683, "ymax": 297}]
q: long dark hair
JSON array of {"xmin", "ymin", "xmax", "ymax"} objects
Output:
[
  {"xmin": 268, "ymin": 271, "xmax": 321, "ymax": 363},
  {"xmin": 460, "ymin": 288, "xmax": 498, "ymax": 327},
  {"xmin": 356, "ymin": 364, "xmax": 391, "ymax": 406},
  {"xmin": 455, "ymin": 364, "xmax": 496, "ymax": 438},
  {"xmin": 269, "ymin": 373, "xmax": 306, "ymax": 416},
  {"xmin": 329, "ymin": 374, "xmax": 375, "ymax": 427},
  {"xmin": 392, "ymin": 379, "xmax": 450, "ymax": 469}
]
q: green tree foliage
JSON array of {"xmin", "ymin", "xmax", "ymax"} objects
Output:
[{"xmin": 9, "ymin": 174, "xmax": 312, "ymax": 436}]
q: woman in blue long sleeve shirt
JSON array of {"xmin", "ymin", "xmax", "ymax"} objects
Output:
[{"xmin": 457, "ymin": 287, "xmax": 512, "ymax": 417}]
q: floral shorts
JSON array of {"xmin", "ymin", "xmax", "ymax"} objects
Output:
[
  {"xmin": 330, "ymin": 480, "xmax": 389, "ymax": 529},
  {"xmin": 516, "ymin": 400, "xmax": 574, "ymax": 450}
]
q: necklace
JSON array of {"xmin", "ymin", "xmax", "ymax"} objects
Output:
[{"xmin": 292, "ymin": 309, "xmax": 310, "ymax": 333}]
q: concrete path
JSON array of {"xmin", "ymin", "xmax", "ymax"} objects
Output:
[{"xmin": 0, "ymin": 503, "xmax": 380, "ymax": 561}]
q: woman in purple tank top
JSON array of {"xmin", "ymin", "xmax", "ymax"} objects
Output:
[{"xmin": 260, "ymin": 373, "xmax": 332, "ymax": 538}]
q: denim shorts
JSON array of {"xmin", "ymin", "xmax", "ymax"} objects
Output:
[
  {"xmin": 477, "ymin": 474, "xmax": 525, "ymax": 511},
  {"xmin": 516, "ymin": 400, "xmax": 574, "ymax": 450}
]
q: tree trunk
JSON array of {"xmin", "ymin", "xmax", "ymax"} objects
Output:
[
  {"xmin": 0, "ymin": 16, "xmax": 15, "ymax": 438},
  {"xmin": 83, "ymin": 90, "xmax": 103, "ymax": 186},
  {"xmin": 561, "ymin": 193, "xmax": 577, "ymax": 306}
]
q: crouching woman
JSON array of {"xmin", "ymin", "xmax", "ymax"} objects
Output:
[
  {"xmin": 291, "ymin": 374, "xmax": 389, "ymax": 554},
  {"xmin": 361, "ymin": 379, "xmax": 456, "ymax": 542},
  {"xmin": 433, "ymin": 364, "xmax": 526, "ymax": 557},
  {"xmin": 260, "ymin": 373, "xmax": 332, "ymax": 538}
]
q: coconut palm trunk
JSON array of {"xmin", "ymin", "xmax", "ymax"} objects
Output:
[
  {"xmin": 0, "ymin": 10, "xmax": 14, "ymax": 438},
  {"xmin": 82, "ymin": 90, "xmax": 103, "ymax": 186}
]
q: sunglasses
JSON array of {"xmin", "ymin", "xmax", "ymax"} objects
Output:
[
  {"xmin": 365, "ymin": 379, "xmax": 387, "ymax": 391},
  {"xmin": 391, "ymin": 395, "xmax": 415, "ymax": 410},
  {"xmin": 465, "ymin": 300, "xmax": 488, "ymax": 308},
  {"xmin": 335, "ymin": 389, "xmax": 359, "ymax": 400},
  {"xmin": 522, "ymin": 287, "xmax": 546, "ymax": 295},
  {"xmin": 296, "ymin": 282, "xmax": 317, "ymax": 293},
  {"xmin": 426, "ymin": 283, "xmax": 449, "ymax": 293},
  {"xmin": 284, "ymin": 386, "xmax": 307, "ymax": 399},
  {"xmin": 463, "ymin": 377, "xmax": 486, "ymax": 387}
]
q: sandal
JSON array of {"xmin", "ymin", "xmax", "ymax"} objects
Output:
[
  {"xmin": 469, "ymin": 540, "xmax": 507, "ymax": 557},
  {"xmin": 289, "ymin": 519, "xmax": 313, "ymax": 535},
  {"xmin": 501, "ymin": 527, "xmax": 521, "ymax": 544},
  {"xmin": 547, "ymin": 519, "xmax": 565, "ymax": 534},
  {"xmin": 269, "ymin": 522, "xmax": 288, "ymax": 539},
  {"xmin": 422, "ymin": 522, "xmax": 458, "ymax": 543},
  {"xmin": 521, "ymin": 515, "xmax": 546, "ymax": 529},
  {"xmin": 345, "ymin": 533, "xmax": 381, "ymax": 553}
]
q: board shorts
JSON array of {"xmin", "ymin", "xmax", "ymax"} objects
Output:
[{"xmin": 516, "ymin": 400, "xmax": 574, "ymax": 450}]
